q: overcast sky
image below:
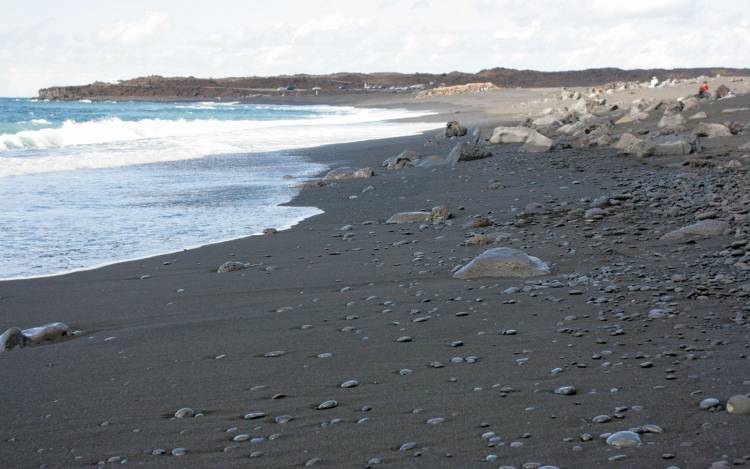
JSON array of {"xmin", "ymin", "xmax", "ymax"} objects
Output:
[{"xmin": 2, "ymin": 0, "xmax": 749, "ymax": 96}]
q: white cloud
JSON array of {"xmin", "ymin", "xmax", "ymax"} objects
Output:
[
  {"xmin": 98, "ymin": 11, "xmax": 168, "ymax": 45},
  {"xmin": 1, "ymin": 0, "xmax": 749, "ymax": 96}
]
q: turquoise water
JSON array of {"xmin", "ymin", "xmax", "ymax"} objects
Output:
[{"xmin": 0, "ymin": 98, "xmax": 437, "ymax": 279}]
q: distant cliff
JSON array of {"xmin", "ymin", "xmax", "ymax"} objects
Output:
[{"xmin": 38, "ymin": 67, "xmax": 750, "ymax": 100}]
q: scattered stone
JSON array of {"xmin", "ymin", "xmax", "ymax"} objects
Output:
[
  {"xmin": 217, "ymin": 261, "xmax": 249, "ymax": 273},
  {"xmin": 324, "ymin": 167, "xmax": 374, "ymax": 180},
  {"xmin": 606, "ymin": 431, "xmax": 642, "ymax": 448},
  {"xmin": 452, "ymin": 247, "xmax": 550, "ymax": 279},
  {"xmin": 174, "ymin": 408, "xmax": 195, "ymax": 419},
  {"xmin": 383, "ymin": 150, "xmax": 418, "ymax": 170},
  {"xmin": 317, "ymin": 400, "xmax": 338, "ymax": 410}
]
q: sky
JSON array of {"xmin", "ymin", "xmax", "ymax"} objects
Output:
[{"xmin": 1, "ymin": 0, "xmax": 749, "ymax": 96}]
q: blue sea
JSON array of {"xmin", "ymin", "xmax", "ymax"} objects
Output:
[{"xmin": 0, "ymin": 98, "xmax": 436, "ymax": 280}]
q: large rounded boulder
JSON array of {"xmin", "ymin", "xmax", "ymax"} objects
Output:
[{"xmin": 452, "ymin": 247, "xmax": 550, "ymax": 279}]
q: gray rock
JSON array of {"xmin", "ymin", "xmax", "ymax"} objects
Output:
[
  {"xmin": 386, "ymin": 211, "xmax": 432, "ymax": 224},
  {"xmin": 447, "ymin": 142, "xmax": 492, "ymax": 163},
  {"xmin": 606, "ymin": 431, "xmax": 641, "ymax": 448},
  {"xmin": 217, "ymin": 261, "xmax": 249, "ymax": 273},
  {"xmin": 490, "ymin": 127, "xmax": 553, "ymax": 153},
  {"xmin": 324, "ymin": 167, "xmax": 374, "ymax": 180},
  {"xmin": 660, "ymin": 220, "xmax": 729, "ymax": 241},
  {"xmin": 699, "ymin": 398, "xmax": 721, "ymax": 410},
  {"xmin": 174, "ymin": 407, "xmax": 195, "ymax": 418},
  {"xmin": 726, "ymin": 395, "xmax": 750, "ymax": 415},
  {"xmin": 317, "ymin": 400, "xmax": 338, "ymax": 410},
  {"xmin": 612, "ymin": 133, "xmax": 643, "ymax": 155},
  {"xmin": 0, "ymin": 327, "xmax": 26, "ymax": 351},
  {"xmin": 657, "ymin": 113, "xmax": 686, "ymax": 132},
  {"xmin": 445, "ymin": 120, "xmax": 467, "ymax": 138},
  {"xmin": 689, "ymin": 111, "xmax": 708, "ymax": 120},
  {"xmin": 452, "ymin": 247, "xmax": 550, "ymax": 279},
  {"xmin": 21, "ymin": 322, "xmax": 71, "ymax": 345},
  {"xmin": 692, "ymin": 122, "xmax": 732, "ymax": 138},
  {"xmin": 383, "ymin": 150, "xmax": 418, "ymax": 169},
  {"xmin": 639, "ymin": 135, "xmax": 697, "ymax": 157}
]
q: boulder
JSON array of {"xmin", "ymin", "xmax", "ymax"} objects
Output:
[
  {"xmin": 383, "ymin": 150, "xmax": 418, "ymax": 169},
  {"xmin": 324, "ymin": 167, "xmax": 374, "ymax": 180},
  {"xmin": 452, "ymin": 247, "xmax": 550, "ymax": 279},
  {"xmin": 0, "ymin": 327, "xmax": 26, "ymax": 352},
  {"xmin": 612, "ymin": 133, "xmax": 643, "ymax": 155},
  {"xmin": 447, "ymin": 142, "xmax": 492, "ymax": 163},
  {"xmin": 715, "ymin": 84, "xmax": 732, "ymax": 99},
  {"xmin": 217, "ymin": 261, "xmax": 250, "ymax": 273},
  {"xmin": 21, "ymin": 322, "xmax": 71, "ymax": 345},
  {"xmin": 490, "ymin": 126, "xmax": 538, "ymax": 144},
  {"xmin": 689, "ymin": 111, "xmax": 708, "ymax": 120},
  {"xmin": 657, "ymin": 113, "xmax": 686, "ymax": 132},
  {"xmin": 660, "ymin": 220, "xmax": 729, "ymax": 241},
  {"xmin": 663, "ymin": 100, "xmax": 685, "ymax": 115},
  {"xmin": 519, "ymin": 132, "xmax": 553, "ymax": 153},
  {"xmin": 693, "ymin": 123, "xmax": 732, "ymax": 138},
  {"xmin": 570, "ymin": 99, "xmax": 588, "ymax": 113},
  {"xmin": 445, "ymin": 121, "xmax": 467, "ymax": 138},
  {"xmin": 681, "ymin": 97, "xmax": 700, "ymax": 112},
  {"xmin": 489, "ymin": 126, "xmax": 553, "ymax": 153},
  {"xmin": 531, "ymin": 114, "xmax": 560, "ymax": 127},
  {"xmin": 639, "ymin": 135, "xmax": 697, "ymax": 157}
]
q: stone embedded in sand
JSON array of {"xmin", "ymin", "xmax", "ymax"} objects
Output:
[
  {"xmin": 452, "ymin": 247, "xmax": 550, "ymax": 280},
  {"xmin": 554, "ymin": 386, "xmax": 577, "ymax": 396},
  {"xmin": 386, "ymin": 211, "xmax": 432, "ymax": 224},
  {"xmin": 171, "ymin": 448, "xmax": 186, "ymax": 457},
  {"xmin": 263, "ymin": 350, "xmax": 287, "ymax": 357},
  {"xmin": 316, "ymin": 400, "xmax": 338, "ymax": 410},
  {"xmin": 447, "ymin": 142, "xmax": 492, "ymax": 163},
  {"xmin": 693, "ymin": 122, "xmax": 732, "ymax": 138},
  {"xmin": 244, "ymin": 411, "xmax": 266, "ymax": 420},
  {"xmin": 21, "ymin": 322, "xmax": 71, "ymax": 345},
  {"xmin": 660, "ymin": 220, "xmax": 729, "ymax": 241},
  {"xmin": 324, "ymin": 167, "xmax": 374, "ymax": 180},
  {"xmin": 0, "ymin": 327, "xmax": 26, "ymax": 352},
  {"xmin": 699, "ymin": 398, "xmax": 721, "ymax": 410},
  {"xmin": 386, "ymin": 206, "xmax": 451, "ymax": 224},
  {"xmin": 217, "ymin": 261, "xmax": 249, "ymax": 273},
  {"xmin": 726, "ymin": 395, "xmax": 750, "ymax": 415},
  {"xmin": 340, "ymin": 380, "xmax": 359, "ymax": 389},
  {"xmin": 689, "ymin": 111, "xmax": 708, "ymax": 120},
  {"xmin": 383, "ymin": 150, "xmax": 418, "ymax": 169},
  {"xmin": 174, "ymin": 407, "xmax": 195, "ymax": 418},
  {"xmin": 606, "ymin": 431, "xmax": 642, "ymax": 448},
  {"xmin": 426, "ymin": 417, "xmax": 446, "ymax": 425},
  {"xmin": 445, "ymin": 120, "xmax": 467, "ymax": 138}
]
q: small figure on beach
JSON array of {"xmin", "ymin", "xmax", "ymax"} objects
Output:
[{"xmin": 698, "ymin": 81, "xmax": 710, "ymax": 98}]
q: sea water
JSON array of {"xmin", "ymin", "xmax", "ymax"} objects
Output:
[{"xmin": 0, "ymin": 98, "xmax": 437, "ymax": 279}]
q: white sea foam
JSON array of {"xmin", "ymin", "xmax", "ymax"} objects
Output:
[
  {"xmin": 0, "ymin": 107, "xmax": 437, "ymax": 178},
  {"xmin": 30, "ymin": 118, "xmax": 51, "ymax": 125}
]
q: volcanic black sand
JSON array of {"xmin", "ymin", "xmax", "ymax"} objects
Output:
[{"xmin": 2, "ymin": 86, "xmax": 750, "ymax": 469}]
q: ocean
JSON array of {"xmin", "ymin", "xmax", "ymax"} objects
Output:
[{"xmin": 0, "ymin": 98, "xmax": 437, "ymax": 280}]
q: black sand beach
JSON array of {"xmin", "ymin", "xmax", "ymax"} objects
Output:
[{"xmin": 2, "ymin": 87, "xmax": 750, "ymax": 468}]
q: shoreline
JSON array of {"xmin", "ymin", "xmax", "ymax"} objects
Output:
[{"xmin": 2, "ymin": 86, "xmax": 750, "ymax": 468}]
